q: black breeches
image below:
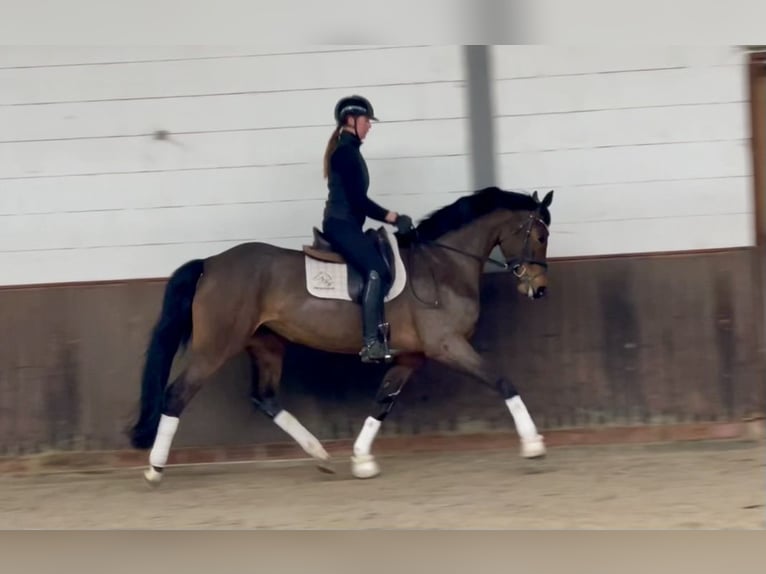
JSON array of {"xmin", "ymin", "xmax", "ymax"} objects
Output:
[{"xmin": 321, "ymin": 218, "xmax": 391, "ymax": 287}]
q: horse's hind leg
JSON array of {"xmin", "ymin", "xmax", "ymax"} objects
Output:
[
  {"xmin": 248, "ymin": 331, "xmax": 333, "ymax": 473},
  {"xmin": 143, "ymin": 352, "xmax": 224, "ymax": 485},
  {"xmin": 350, "ymin": 357, "xmax": 420, "ymax": 479}
]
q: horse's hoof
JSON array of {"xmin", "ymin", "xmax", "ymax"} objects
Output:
[
  {"xmin": 521, "ymin": 435, "xmax": 547, "ymax": 459},
  {"xmin": 316, "ymin": 459, "xmax": 336, "ymax": 474},
  {"xmin": 351, "ymin": 454, "xmax": 381, "ymax": 479},
  {"xmin": 143, "ymin": 466, "xmax": 164, "ymax": 486}
]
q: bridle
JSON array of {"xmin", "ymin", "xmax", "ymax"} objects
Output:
[
  {"xmin": 406, "ymin": 210, "xmax": 550, "ymax": 307},
  {"xmin": 503, "ymin": 211, "xmax": 550, "ymax": 279}
]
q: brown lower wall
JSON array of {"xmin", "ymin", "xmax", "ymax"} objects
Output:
[{"xmin": 1, "ymin": 248, "xmax": 764, "ymax": 458}]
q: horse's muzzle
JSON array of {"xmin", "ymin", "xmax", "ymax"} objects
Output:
[
  {"xmin": 517, "ymin": 271, "xmax": 548, "ymax": 300},
  {"xmin": 525, "ymin": 283, "xmax": 547, "ymax": 299}
]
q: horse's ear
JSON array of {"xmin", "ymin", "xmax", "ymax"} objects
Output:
[
  {"xmin": 532, "ymin": 190, "xmax": 540, "ymax": 203},
  {"xmin": 542, "ymin": 190, "xmax": 554, "ymax": 207}
]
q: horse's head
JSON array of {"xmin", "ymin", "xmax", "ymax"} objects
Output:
[
  {"xmin": 497, "ymin": 190, "xmax": 553, "ymax": 300},
  {"xmin": 409, "ymin": 186, "xmax": 554, "ymax": 300}
]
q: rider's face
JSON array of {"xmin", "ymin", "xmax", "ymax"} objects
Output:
[{"xmin": 347, "ymin": 115, "xmax": 371, "ymax": 140}]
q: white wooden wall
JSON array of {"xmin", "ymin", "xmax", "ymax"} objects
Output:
[
  {"xmin": 0, "ymin": 45, "xmax": 756, "ymax": 286},
  {"xmin": 491, "ymin": 46, "xmax": 754, "ymax": 257},
  {"xmin": 0, "ymin": 46, "xmax": 471, "ymax": 285}
]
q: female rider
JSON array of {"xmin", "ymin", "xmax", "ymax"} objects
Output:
[{"xmin": 321, "ymin": 94, "xmax": 415, "ymax": 363}]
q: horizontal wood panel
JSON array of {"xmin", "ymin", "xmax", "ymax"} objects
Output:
[
  {"xmin": 492, "ymin": 46, "xmax": 744, "ymax": 79},
  {"xmin": 1, "ymin": 189, "xmax": 471, "ymax": 253},
  {"xmin": 0, "ymin": 156, "xmax": 472, "ymax": 216},
  {"xmin": 1, "ymin": 118, "xmax": 470, "ymax": 179},
  {"xmin": 550, "ymin": 213, "xmax": 753, "ymax": 257},
  {"xmin": 0, "ymin": 46, "xmax": 398, "ymax": 68},
  {"xmin": 2, "ymin": 173, "xmax": 747, "ymax": 225},
  {"xmin": 543, "ymin": 177, "xmax": 752, "ymax": 223},
  {"xmin": 0, "ymin": 239, "xmax": 291, "ymax": 286},
  {"xmin": 1, "ymin": 82, "xmax": 467, "ymax": 141},
  {"xmin": 492, "ymin": 65, "xmax": 746, "ymax": 116},
  {"xmin": 0, "ymin": 46, "xmax": 463, "ymax": 105},
  {"xmin": 497, "ymin": 140, "xmax": 749, "ymax": 187},
  {"xmin": 495, "ymin": 103, "xmax": 746, "ymax": 152},
  {"xmin": 2, "ymin": 200, "xmax": 327, "ymax": 251}
]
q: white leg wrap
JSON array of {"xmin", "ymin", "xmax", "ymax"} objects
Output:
[
  {"xmin": 273, "ymin": 410, "xmax": 329, "ymax": 461},
  {"xmin": 506, "ymin": 396, "xmax": 539, "ymax": 440},
  {"xmin": 353, "ymin": 416, "xmax": 382, "ymax": 458},
  {"xmin": 149, "ymin": 414, "xmax": 179, "ymax": 469},
  {"xmin": 506, "ymin": 396, "xmax": 546, "ymax": 458},
  {"xmin": 351, "ymin": 416, "xmax": 382, "ymax": 479}
]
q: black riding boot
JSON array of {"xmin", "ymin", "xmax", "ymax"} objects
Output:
[{"xmin": 359, "ymin": 270, "xmax": 393, "ymax": 363}]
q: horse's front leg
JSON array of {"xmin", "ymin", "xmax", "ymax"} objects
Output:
[
  {"xmin": 426, "ymin": 335, "xmax": 546, "ymax": 459},
  {"xmin": 350, "ymin": 359, "xmax": 420, "ymax": 479}
]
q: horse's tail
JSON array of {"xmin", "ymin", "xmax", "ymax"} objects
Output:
[{"xmin": 129, "ymin": 258, "xmax": 205, "ymax": 449}]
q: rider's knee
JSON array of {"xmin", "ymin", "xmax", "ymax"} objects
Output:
[
  {"xmin": 375, "ymin": 266, "xmax": 392, "ymax": 285},
  {"xmin": 368, "ymin": 268, "xmax": 389, "ymax": 283}
]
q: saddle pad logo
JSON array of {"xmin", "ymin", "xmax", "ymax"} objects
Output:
[{"xmin": 311, "ymin": 270, "xmax": 335, "ymax": 289}]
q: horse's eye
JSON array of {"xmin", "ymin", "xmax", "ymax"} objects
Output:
[{"xmin": 539, "ymin": 235, "xmax": 547, "ymax": 244}]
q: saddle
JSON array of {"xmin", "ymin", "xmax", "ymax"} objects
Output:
[{"xmin": 302, "ymin": 227, "xmax": 397, "ymax": 302}]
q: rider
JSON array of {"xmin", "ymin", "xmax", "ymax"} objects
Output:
[{"xmin": 321, "ymin": 94, "xmax": 415, "ymax": 363}]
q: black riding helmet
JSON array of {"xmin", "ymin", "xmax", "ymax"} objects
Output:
[{"xmin": 334, "ymin": 94, "xmax": 379, "ymax": 126}]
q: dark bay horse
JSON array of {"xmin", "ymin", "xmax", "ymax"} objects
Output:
[{"xmin": 128, "ymin": 186, "xmax": 554, "ymax": 484}]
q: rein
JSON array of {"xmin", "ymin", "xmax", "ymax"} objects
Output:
[
  {"xmin": 422, "ymin": 240, "xmax": 509, "ymax": 270},
  {"xmin": 405, "ymin": 211, "xmax": 549, "ymax": 308}
]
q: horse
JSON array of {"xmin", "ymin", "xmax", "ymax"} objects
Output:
[{"xmin": 128, "ymin": 186, "xmax": 554, "ymax": 484}]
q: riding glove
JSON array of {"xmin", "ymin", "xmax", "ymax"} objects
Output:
[{"xmin": 394, "ymin": 214, "xmax": 415, "ymax": 235}]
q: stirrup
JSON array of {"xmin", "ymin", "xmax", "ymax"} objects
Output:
[{"xmin": 359, "ymin": 340, "xmax": 394, "ymax": 364}]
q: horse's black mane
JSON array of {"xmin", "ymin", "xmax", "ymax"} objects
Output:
[{"xmin": 412, "ymin": 186, "xmax": 551, "ymax": 242}]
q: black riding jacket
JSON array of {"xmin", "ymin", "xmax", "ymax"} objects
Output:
[{"xmin": 323, "ymin": 131, "xmax": 389, "ymax": 227}]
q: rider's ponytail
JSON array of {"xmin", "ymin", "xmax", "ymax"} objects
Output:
[{"xmin": 323, "ymin": 126, "xmax": 341, "ymax": 179}]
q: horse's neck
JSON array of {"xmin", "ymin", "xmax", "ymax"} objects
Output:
[
  {"xmin": 417, "ymin": 211, "xmax": 511, "ymax": 292},
  {"xmin": 437, "ymin": 210, "xmax": 510, "ymax": 261}
]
